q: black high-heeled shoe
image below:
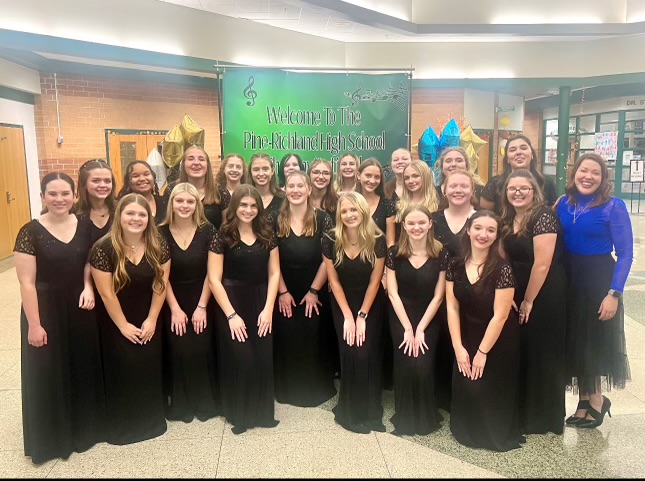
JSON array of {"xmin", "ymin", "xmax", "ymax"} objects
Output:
[
  {"xmin": 565, "ymin": 400, "xmax": 590, "ymax": 425},
  {"xmin": 577, "ymin": 396, "xmax": 612, "ymax": 429}
]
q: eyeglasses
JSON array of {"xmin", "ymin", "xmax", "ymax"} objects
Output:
[
  {"xmin": 310, "ymin": 170, "xmax": 331, "ymax": 177},
  {"xmin": 506, "ymin": 186, "xmax": 533, "ymax": 196}
]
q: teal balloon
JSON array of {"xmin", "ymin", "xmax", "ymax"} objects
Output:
[
  {"xmin": 418, "ymin": 125, "xmax": 441, "ymax": 170},
  {"xmin": 439, "ymin": 119, "xmax": 461, "ymax": 150}
]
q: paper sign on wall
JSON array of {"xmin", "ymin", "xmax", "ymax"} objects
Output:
[{"xmin": 594, "ymin": 131, "xmax": 619, "ymax": 160}]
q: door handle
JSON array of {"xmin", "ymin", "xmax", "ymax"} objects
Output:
[{"xmin": 6, "ymin": 191, "xmax": 15, "ymax": 204}]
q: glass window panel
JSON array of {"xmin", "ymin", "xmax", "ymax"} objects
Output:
[
  {"xmin": 578, "ymin": 115, "xmax": 596, "ymax": 133},
  {"xmin": 626, "ymin": 110, "xmax": 645, "ymax": 121},
  {"xmin": 600, "ymin": 112, "xmax": 619, "ymax": 123},
  {"xmin": 120, "ymin": 142, "xmax": 137, "ymax": 175}
]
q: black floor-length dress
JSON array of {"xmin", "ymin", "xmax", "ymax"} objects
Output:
[
  {"xmin": 503, "ymin": 207, "xmax": 566, "ymax": 435},
  {"xmin": 387, "ymin": 247, "xmax": 447, "ymax": 435},
  {"xmin": 447, "ymin": 261, "xmax": 521, "ymax": 452},
  {"xmin": 322, "ymin": 233, "xmax": 387, "ymax": 427},
  {"xmin": 273, "ymin": 210, "xmax": 336, "ymax": 406},
  {"xmin": 89, "ymin": 237, "xmax": 169, "ymax": 445},
  {"xmin": 16, "ymin": 218, "xmax": 106, "ymax": 464},
  {"xmin": 209, "ymin": 231, "xmax": 278, "ymax": 431},
  {"xmin": 159, "ymin": 223, "xmax": 220, "ymax": 422}
]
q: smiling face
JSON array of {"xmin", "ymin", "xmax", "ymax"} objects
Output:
[
  {"xmin": 403, "ymin": 165, "xmax": 422, "ymax": 193},
  {"xmin": 506, "ymin": 138, "xmax": 533, "ymax": 170},
  {"xmin": 309, "ymin": 162, "xmax": 332, "ymax": 190},
  {"xmin": 391, "ymin": 149, "xmax": 411, "ymax": 176},
  {"xmin": 574, "ymin": 159, "xmax": 602, "ymax": 196},
  {"xmin": 339, "ymin": 155, "xmax": 358, "ymax": 180},
  {"xmin": 442, "ymin": 150, "xmax": 468, "ymax": 177},
  {"xmin": 283, "ymin": 156, "xmax": 301, "ymax": 178},
  {"xmin": 251, "ymin": 158, "xmax": 273, "ymax": 188},
  {"xmin": 444, "ymin": 172, "xmax": 473, "ymax": 207},
  {"xmin": 403, "ymin": 209, "xmax": 431, "ymax": 242},
  {"xmin": 120, "ymin": 201, "xmax": 148, "ymax": 236},
  {"xmin": 358, "ymin": 165, "xmax": 382, "ymax": 195},
  {"xmin": 285, "ymin": 173, "xmax": 311, "ymax": 206},
  {"xmin": 339, "ymin": 198, "xmax": 362, "ymax": 229},
  {"xmin": 506, "ymin": 177, "xmax": 534, "ymax": 210},
  {"xmin": 86, "ymin": 168, "xmax": 113, "ymax": 201},
  {"xmin": 42, "ymin": 178, "xmax": 75, "ymax": 215},
  {"xmin": 172, "ymin": 192, "xmax": 197, "ymax": 221},
  {"xmin": 225, "ymin": 156, "xmax": 245, "ymax": 184},
  {"xmin": 236, "ymin": 195, "xmax": 259, "ymax": 224},
  {"xmin": 128, "ymin": 163, "xmax": 154, "ymax": 195},
  {"xmin": 467, "ymin": 215, "xmax": 498, "ymax": 250},
  {"xmin": 184, "ymin": 148, "xmax": 208, "ymax": 181}
]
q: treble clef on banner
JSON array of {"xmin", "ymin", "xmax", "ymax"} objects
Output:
[{"xmin": 243, "ymin": 76, "xmax": 257, "ymax": 107}]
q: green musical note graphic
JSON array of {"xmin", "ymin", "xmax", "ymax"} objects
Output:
[{"xmin": 243, "ymin": 76, "xmax": 257, "ymax": 107}]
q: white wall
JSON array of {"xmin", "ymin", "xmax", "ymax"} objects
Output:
[
  {"xmin": 0, "ymin": 98, "xmax": 41, "ymax": 218},
  {"xmin": 0, "ymin": 60, "xmax": 41, "ymax": 94},
  {"xmin": 544, "ymin": 96, "xmax": 645, "ymax": 119}
]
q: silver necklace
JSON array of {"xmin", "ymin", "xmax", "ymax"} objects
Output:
[{"xmin": 573, "ymin": 202, "xmax": 593, "ymax": 224}]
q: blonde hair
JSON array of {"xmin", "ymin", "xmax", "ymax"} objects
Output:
[
  {"xmin": 396, "ymin": 160, "xmax": 439, "ymax": 221},
  {"xmin": 180, "ymin": 146, "xmax": 220, "ymax": 205},
  {"xmin": 334, "ymin": 152, "xmax": 359, "ymax": 193},
  {"xmin": 396, "ymin": 205, "xmax": 443, "ymax": 259},
  {"xmin": 108, "ymin": 193, "xmax": 166, "ymax": 294},
  {"xmin": 435, "ymin": 147, "xmax": 483, "ymax": 187},
  {"xmin": 216, "ymin": 153, "xmax": 248, "ymax": 188},
  {"xmin": 332, "ymin": 192, "xmax": 383, "ymax": 267},
  {"xmin": 161, "ymin": 182, "xmax": 208, "ymax": 227},
  {"xmin": 441, "ymin": 170, "xmax": 478, "ymax": 209},
  {"xmin": 277, "ymin": 171, "xmax": 317, "ymax": 238}
]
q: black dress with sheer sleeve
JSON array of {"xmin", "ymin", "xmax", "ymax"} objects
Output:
[
  {"xmin": 387, "ymin": 246, "xmax": 447, "ymax": 435},
  {"xmin": 322, "ymin": 233, "xmax": 387, "ymax": 430},
  {"xmin": 89, "ymin": 236, "xmax": 170, "ymax": 445},
  {"xmin": 159, "ymin": 223, "xmax": 219, "ymax": 422},
  {"xmin": 15, "ymin": 218, "xmax": 106, "ymax": 464},
  {"xmin": 371, "ymin": 197, "xmax": 395, "ymax": 235},
  {"xmin": 273, "ymin": 210, "xmax": 336, "ymax": 406},
  {"xmin": 502, "ymin": 206, "xmax": 566, "ymax": 435},
  {"xmin": 209, "ymin": 231, "xmax": 278, "ymax": 432},
  {"xmin": 447, "ymin": 260, "xmax": 521, "ymax": 452}
]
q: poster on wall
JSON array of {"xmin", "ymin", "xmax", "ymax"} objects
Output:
[
  {"xmin": 594, "ymin": 131, "xmax": 619, "ymax": 161},
  {"xmin": 222, "ymin": 69, "xmax": 409, "ymax": 168}
]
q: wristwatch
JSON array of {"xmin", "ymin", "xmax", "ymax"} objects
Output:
[
  {"xmin": 608, "ymin": 289, "xmax": 622, "ymax": 299},
  {"xmin": 358, "ymin": 310, "xmax": 368, "ymax": 319}
]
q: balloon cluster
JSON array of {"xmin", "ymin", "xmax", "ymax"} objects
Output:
[{"xmin": 162, "ymin": 114, "xmax": 205, "ymax": 168}]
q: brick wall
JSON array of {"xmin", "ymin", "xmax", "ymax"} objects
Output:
[
  {"xmin": 34, "ymin": 73, "xmax": 220, "ymax": 180},
  {"xmin": 411, "ymin": 88, "xmax": 465, "ymax": 159}
]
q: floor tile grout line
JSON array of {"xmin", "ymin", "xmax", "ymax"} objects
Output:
[
  {"xmin": 44, "ymin": 458, "xmax": 59, "ymax": 478},
  {"xmin": 374, "ymin": 433, "xmax": 393, "ymax": 478},
  {"xmin": 215, "ymin": 420, "xmax": 226, "ymax": 478}
]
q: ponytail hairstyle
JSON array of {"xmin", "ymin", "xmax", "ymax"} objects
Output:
[{"xmin": 74, "ymin": 159, "xmax": 116, "ymax": 217}]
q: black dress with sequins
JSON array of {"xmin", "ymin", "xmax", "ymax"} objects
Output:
[
  {"xmin": 447, "ymin": 261, "xmax": 521, "ymax": 452},
  {"xmin": 15, "ymin": 218, "xmax": 106, "ymax": 464},
  {"xmin": 209, "ymin": 231, "xmax": 278, "ymax": 431},
  {"xmin": 159, "ymin": 223, "xmax": 220, "ymax": 422},
  {"xmin": 89, "ymin": 237, "xmax": 170, "ymax": 445}
]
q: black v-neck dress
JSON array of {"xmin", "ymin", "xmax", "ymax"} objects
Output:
[{"xmin": 15, "ymin": 218, "xmax": 106, "ymax": 464}]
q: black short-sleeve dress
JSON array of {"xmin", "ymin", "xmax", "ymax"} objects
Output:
[
  {"xmin": 322, "ymin": 233, "xmax": 387, "ymax": 429},
  {"xmin": 15, "ymin": 218, "xmax": 106, "ymax": 464},
  {"xmin": 159, "ymin": 223, "xmax": 220, "ymax": 422},
  {"xmin": 446, "ymin": 260, "xmax": 521, "ymax": 452},
  {"xmin": 273, "ymin": 210, "xmax": 336, "ymax": 406},
  {"xmin": 89, "ymin": 236, "xmax": 170, "ymax": 445},
  {"xmin": 386, "ymin": 246, "xmax": 448, "ymax": 435},
  {"xmin": 209, "ymin": 231, "xmax": 278, "ymax": 431},
  {"xmin": 503, "ymin": 207, "xmax": 566, "ymax": 435}
]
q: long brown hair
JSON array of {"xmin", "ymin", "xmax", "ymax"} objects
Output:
[
  {"xmin": 396, "ymin": 205, "xmax": 443, "ymax": 259},
  {"xmin": 216, "ymin": 153, "xmax": 248, "ymax": 189},
  {"xmin": 565, "ymin": 153, "xmax": 612, "ymax": 208},
  {"xmin": 219, "ymin": 185, "xmax": 274, "ymax": 249},
  {"xmin": 496, "ymin": 135, "xmax": 545, "ymax": 199},
  {"xmin": 277, "ymin": 171, "xmax": 317, "ymax": 238},
  {"xmin": 106, "ymin": 193, "xmax": 166, "ymax": 294},
  {"xmin": 74, "ymin": 159, "xmax": 116, "ymax": 216},
  {"xmin": 179, "ymin": 145, "xmax": 220, "ymax": 205},
  {"xmin": 40, "ymin": 171, "xmax": 75, "ymax": 214},
  {"xmin": 308, "ymin": 159, "xmax": 338, "ymax": 214},
  {"xmin": 249, "ymin": 153, "xmax": 284, "ymax": 198},
  {"xmin": 356, "ymin": 157, "xmax": 385, "ymax": 197},
  {"xmin": 500, "ymin": 170, "xmax": 545, "ymax": 238},
  {"xmin": 454, "ymin": 210, "xmax": 505, "ymax": 291}
]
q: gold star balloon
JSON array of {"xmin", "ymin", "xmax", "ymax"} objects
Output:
[
  {"xmin": 162, "ymin": 125, "xmax": 185, "ymax": 168},
  {"xmin": 460, "ymin": 125, "xmax": 488, "ymax": 165}
]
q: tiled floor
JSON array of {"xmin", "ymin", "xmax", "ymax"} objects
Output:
[{"xmin": 1, "ymin": 215, "xmax": 645, "ymax": 478}]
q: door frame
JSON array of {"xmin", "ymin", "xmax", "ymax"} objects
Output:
[
  {"xmin": 105, "ymin": 128, "xmax": 168, "ymax": 167},
  {"xmin": 0, "ymin": 122, "xmax": 31, "ymax": 215}
]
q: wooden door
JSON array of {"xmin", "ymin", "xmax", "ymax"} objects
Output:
[
  {"xmin": 107, "ymin": 133, "xmax": 166, "ymax": 193},
  {"xmin": 0, "ymin": 126, "xmax": 31, "ymax": 260}
]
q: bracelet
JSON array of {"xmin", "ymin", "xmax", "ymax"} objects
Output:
[
  {"xmin": 197, "ymin": 304, "xmax": 207, "ymax": 310},
  {"xmin": 478, "ymin": 347, "xmax": 489, "ymax": 355},
  {"xmin": 308, "ymin": 287, "xmax": 319, "ymax": 295},
  {"xmin": 226, "ymin": 311, "xmax": 237, "ymax": 321},
  {"xmin": 278, "ymin": 291, "xmax": 288, "ymax": 297}
]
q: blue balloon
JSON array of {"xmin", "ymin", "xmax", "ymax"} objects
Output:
[
  {"xmin": 418, "ymin": 126, "xmax": 441, "ymax": 170},
  {"xmin": 439, "ymin": 119, "xmax": 461, "ymax": 150}
]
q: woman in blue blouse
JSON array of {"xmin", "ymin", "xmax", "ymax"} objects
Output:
[{"xmin": 556, "ymin": 153, "xmax": 633, "ymax": 429}]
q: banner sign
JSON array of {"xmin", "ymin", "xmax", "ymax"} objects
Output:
[{"xmin": 222, "ymin": 69, "xmax": 409, "ymax": 168}]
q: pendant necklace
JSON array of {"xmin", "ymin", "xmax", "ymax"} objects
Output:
[{"xmin": 573, "ymin": 202, "xmax": 592, "ymax": 224}]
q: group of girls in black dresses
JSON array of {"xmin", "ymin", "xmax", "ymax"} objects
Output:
[{"xmin": 16, "ymin": 138, "xmax": 633, "ymax": 464}]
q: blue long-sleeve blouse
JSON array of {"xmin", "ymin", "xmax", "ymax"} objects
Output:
[{"xmin": 556, "ymin": 194, "xmax": 633, "ymax": 292}]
